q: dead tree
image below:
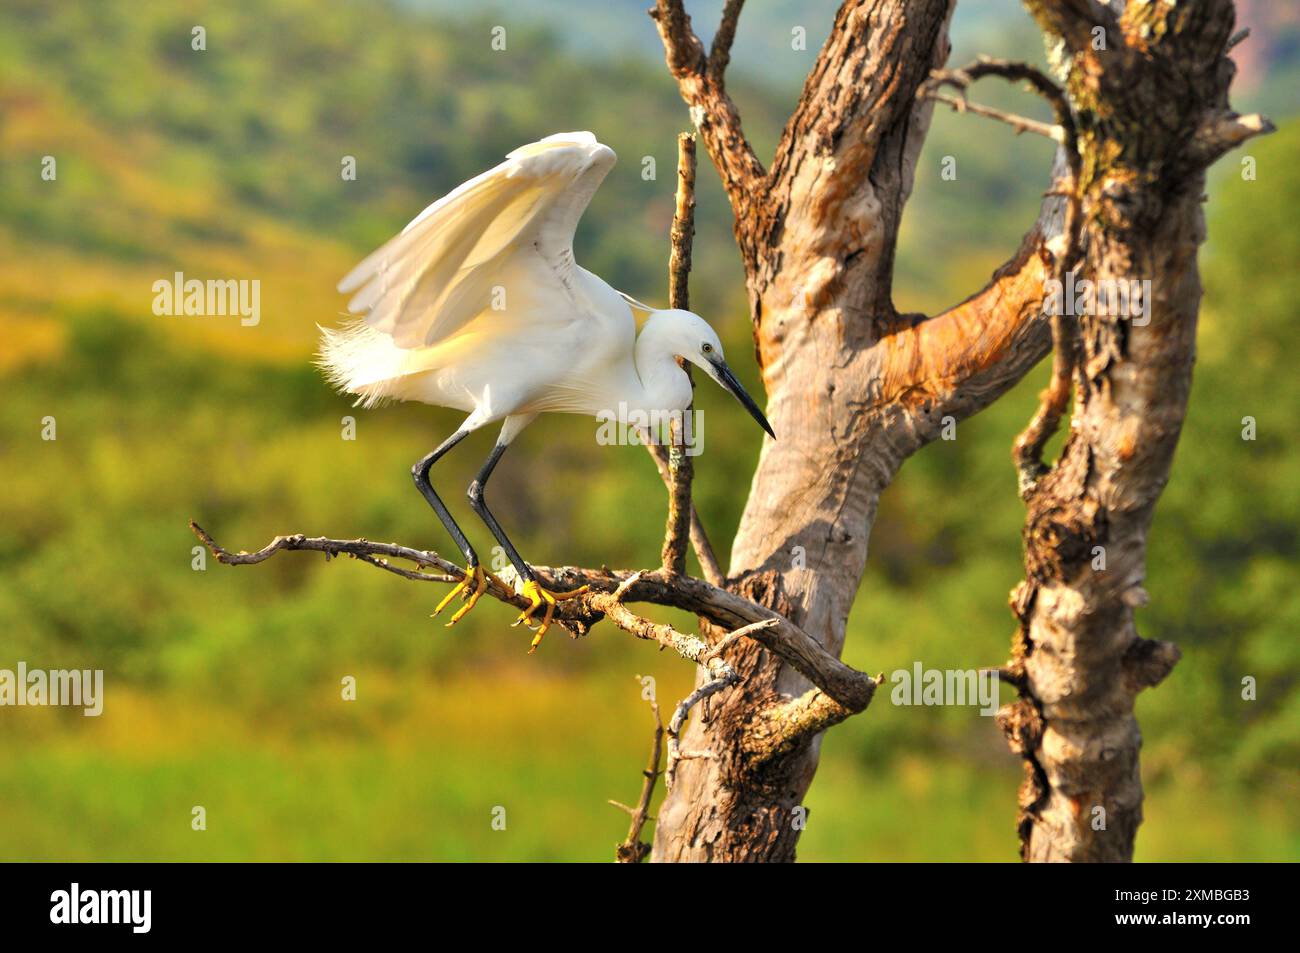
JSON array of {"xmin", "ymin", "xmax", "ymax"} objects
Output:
[
  {"xmin": 193, "ymin": 0, "xmax": 1269, "ymax": 863},
  {"xmin": 647, "ymin": 0, "xmax": 1268, "ymax": 862},
  {"xmin": 991, "ymin": 1, "xmax": 1271, "ymax": 862}
]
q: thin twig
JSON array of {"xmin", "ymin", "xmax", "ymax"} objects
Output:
[
  {"xmin": 190, "ymin": 520, "xmax": 466, "ymax": 585},
  {"xmin": 926, "ymin": 57, "xmax": 1080, "ymax": 181},
  {"xmin": 614, "ymin": 701, "xmax": 664, "ymax": 863},
  {"xmin": 665, "ymin": 672, "xmax": 734, "ymax": 791},
  {"xmin": 926, "ymin": 90, "xmax": 1063, "ymax": 141},
  {"xmin": 1012, "ymin": 175, "xmax": 1086, "ymax": 496},
  {"xmin": 661, "ymin": 618, "xmax": 777, "ymax": 789},
  {"xmin": 924, "ymin": 57, "xmax": 1086, "ymax": 495}
]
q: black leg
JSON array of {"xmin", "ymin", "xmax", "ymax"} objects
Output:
[
  {"xmin": 411, "ymin": 429, "xmax": 477, "ymax": 566},
  {"xmin": 466, "ymin": 441, "xmax": 534, "ymax": 582}
]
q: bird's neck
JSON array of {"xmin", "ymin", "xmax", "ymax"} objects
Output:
[{"xmin": 632, "ymin": 326, "xmax": 693, "ymax": 416}]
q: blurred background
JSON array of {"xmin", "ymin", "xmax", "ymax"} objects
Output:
[{"xmin": 0, "ymin": 0, "xmax": 1295, "ymax": 861}]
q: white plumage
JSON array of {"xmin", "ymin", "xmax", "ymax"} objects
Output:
[{"xmin": 317, "ymin": 132, "xmax": 772, "ymax": 648}]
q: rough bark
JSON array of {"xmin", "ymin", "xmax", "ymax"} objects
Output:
[
  {"xmin": 649, "ymin": 0, "xmax": 1267, "ymax": 862},
  {"xmin": 998, "ymin": 0, "xmax": 1270, "ymax": 863},
  {"xmin": 651, "ymin": 0, "xmax": 1069, "ymax": 862}
]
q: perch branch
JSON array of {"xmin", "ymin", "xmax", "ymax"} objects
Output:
[{"xmin": 189, "ymin": 523, "xmax": 874, "ymax": 712}]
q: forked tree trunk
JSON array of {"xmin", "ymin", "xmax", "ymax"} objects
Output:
[
  {"xmin": 651, "ymin": 0, "xmax": 1054, "ymax": 862},
  {"xmin": 648, "ymin": 0, "xmax": 1267, "ymax": 861}
]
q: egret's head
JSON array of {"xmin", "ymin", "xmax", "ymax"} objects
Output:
[{"xmin": 657, "ymin": 309, "xmax": 775, "ymax": 440}]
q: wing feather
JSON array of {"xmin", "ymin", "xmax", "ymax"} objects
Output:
[{"xmin": 338, "ymin": 132, "xmax": 616, "ymax": 349}]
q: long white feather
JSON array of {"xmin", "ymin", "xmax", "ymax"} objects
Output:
[{"xmin": 336, "ymin": 132, "xmax": 616, "ymax": 351}]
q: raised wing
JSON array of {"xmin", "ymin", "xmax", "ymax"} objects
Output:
[{"xmin": 338, "ymin": 132, "xmax": 617, "ymax": 349}]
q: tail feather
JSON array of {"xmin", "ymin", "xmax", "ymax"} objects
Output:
[{"xmin": 316, "ymin": 320, "xmax": 411, "ymax": 408}]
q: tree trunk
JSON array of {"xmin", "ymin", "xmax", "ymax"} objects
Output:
[
  {"xmin": 649, "ymin": 0, "xmax": 1268, "ymax": 861},
  {"xmin": 651, "ymin": 0, "xmax": 1058, "ymax": 862},
  {"xmin": 999, "ymin": 0, "xmax": 1267, "ymax": 862}
]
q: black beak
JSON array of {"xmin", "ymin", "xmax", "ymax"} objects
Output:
[{"xmin": 710, "ymin": 357, "xmax": 775, "ymax": 440}]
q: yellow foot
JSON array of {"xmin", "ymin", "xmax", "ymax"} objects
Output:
[
  {"xmin": 432, "ymin": 564, "xmax": 504, "ymax": 627},
  {"xmin": 514, "ymin": 579, "xmax": 590, "ymax": 653}
]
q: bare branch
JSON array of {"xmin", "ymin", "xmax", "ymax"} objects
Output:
[
  {"xmin": 660, "ymin": 616, "xmax": 778, "ymax": 788},
  {"xmin": 1011, "ymin": 309, "xmax": 1080, "ymax": 495},
  {"xmin": 662, "ymin": 132, "xmax": 697, "ymax": 576},
  {"xmin": 745, "ymin": 684, "xmax": 878, "ymax": 768},
  {"xmin": 643, "ymin": 439, "xmax": 724, "ymax": 586},
  {"xmin": 667, "ymin": 132, "xmax": 697, "ymax": 313},
  {"xmin": 585, "ymin": 580, "xmax": 746, "ymax": 668},
  {"xmin": 665, "ymin": 666, "xmax": 736, "ymax": 790},
  {"xmin": 649, "ymin": 0, "xmax": 766, "ymax": 216},
  {"xmin": 707, "ymin": 0, "xmax": 745, "ymax": 87},
  {"xmin": 614, "ymin": 701, "xmax": 663, "ymax": 863},
  {"xmin": 1189, "ymin": 111, "xmax": 1275, "ymax": 165},
  {"xmin": 1012, "ymin": 183, "xmax": 1086, "ymax": 494},
  {"xmin": 884, "ymin": 58, "xmax": 1087, "ymax": 428},
  {"xmin": 189, "ymin": 523, "xmax": 874, "ymax": 710},
  {"xmin": 189, "ymin": 520, "xmax": 467, "ymax": 587},
  {"xmin": 876, "ymin": 220, "xmax": 1053, "ymax": 425},
  {"xmin": 927, "ymin": 57, "xmax": 1080, "ymax": 181},
  {"xmin": 926, "ymin": 90, "xmax": 1063, "ymax": 142},
  {"xmin": 649, "ymin": 0, "xmax": 704, "ymax": 78},
  {"xmin": 926, "ymin": 56, "xmax": 1110, "ymax": 492}
]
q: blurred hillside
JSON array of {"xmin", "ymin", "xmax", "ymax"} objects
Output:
[
  {"xmin": 409, "ymin": 0, "xmax": 1300, "ymax": 117},
  {"xmin": 0, "ymin": 0, "xmax": 1295, "ymax": 861}
]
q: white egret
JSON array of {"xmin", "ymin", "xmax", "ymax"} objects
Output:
[{"xmin": 319, "ymin": 132, "xmax": 773, "ymax": 649}]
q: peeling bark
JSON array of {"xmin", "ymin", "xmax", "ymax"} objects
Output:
[
  {"xmin": 649, "ymin": 0, "xmax": 1268, "ymax": 863},
  {"xmin": 651, "ymin": 0, "xmax": 1074, "ymax": 863},
  {"xmin": 1001, "ymin": 0, "xmax": 1269, "ymax": 863}
]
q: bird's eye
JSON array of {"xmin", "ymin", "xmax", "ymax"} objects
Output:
[{"xmin": 702, "ymin": 343, "xmax": 713, "ymax": 354}]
